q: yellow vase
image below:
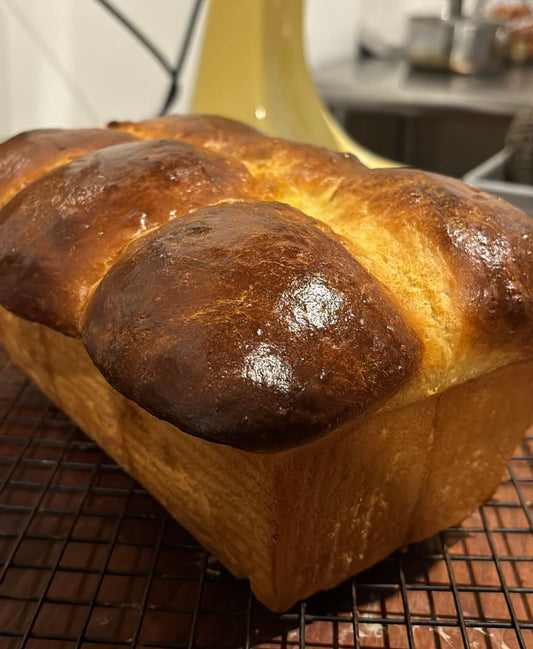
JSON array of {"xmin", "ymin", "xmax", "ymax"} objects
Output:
[{"xmin": 191, "ymin": 0, "xmax": 398, "ymax": 168}]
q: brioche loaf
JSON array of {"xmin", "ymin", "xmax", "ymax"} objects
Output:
[{"xmin": 0, "ymin": 114, "xmax": 531, "ymax": 610}]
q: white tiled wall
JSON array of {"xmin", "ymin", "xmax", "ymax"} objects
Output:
[{"xmin": 0, "ymin": 0, "xmax": 366, "ymax": 140}]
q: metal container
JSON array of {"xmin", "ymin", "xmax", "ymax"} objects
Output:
[
  {"xmin": 407, "ymin": 15, "xmax": 508, "ymax": 74},
  {"xmin": 463, "ymin": 148, "xmax": 533, "ymax": 215}
]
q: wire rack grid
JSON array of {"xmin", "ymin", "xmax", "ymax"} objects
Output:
[{"xmin": 0, "ymin": 344, "xmax": 531, "ymax": 649}]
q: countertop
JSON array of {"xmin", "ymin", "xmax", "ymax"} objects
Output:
[{"xmin": 313, "ymin": 58, "xmax": 533, "ymax": 115}]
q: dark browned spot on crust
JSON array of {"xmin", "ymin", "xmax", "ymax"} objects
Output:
[
  {"xmin": 0, "ymin": 139, "xmax": 255, "ymax": 335},
  {"xmin": 0, "ymin": 128, "xmax": 136, "ymax": 209},
  {"xmin": 82, "ymin": 201, "xmax": 422, "ymax": 452}
]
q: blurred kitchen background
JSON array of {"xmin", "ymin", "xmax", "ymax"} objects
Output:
[{"xmin": 0, "ymin": 0, "xmax": 532, "ymax": 201}]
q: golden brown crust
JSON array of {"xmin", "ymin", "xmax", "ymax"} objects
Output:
[
  {"xmin": 222, "ymin": 136, "xmax": 533, "ymax": 355},
  {"xmin": 109, "ymin": 113, "xmax": 262, "ymax": 152},
  {"xmin": 137, "ymin": 116, "xmax": 531, "ymax": 383},
  {"xmin": 0, "ymin": 112, "xmax": 531, "ymax": 450},
  {"xmin": 348, "ymin": 169, "xmax": 533, "ymax": 349},
  {"xmin": 82, "ymin": 201, "xmax": 422, "ymax": 450},
  {"xmin": 111, "ymin": 115, "xmax": 369, "ymax": 202},
  {"xmin": 0, "ymin": 138, "xmax": 255, "ymax": 335},
  {"xmin": 0, "ymin": 128, "xmax": 135, "ymax": 209}
]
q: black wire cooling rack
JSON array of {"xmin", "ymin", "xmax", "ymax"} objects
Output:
[{"xmin": 0, "ymin": 343, "xmax": 531, "ymax": 649}]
